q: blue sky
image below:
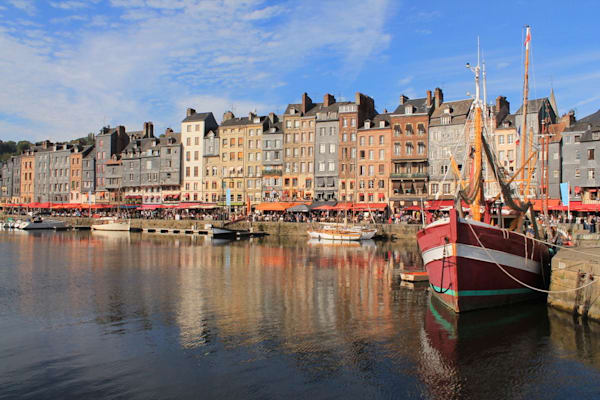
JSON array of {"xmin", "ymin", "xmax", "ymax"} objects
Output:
[{"xmin": 1, "ymin": 0, "xmax": 599, "ymax": 142}]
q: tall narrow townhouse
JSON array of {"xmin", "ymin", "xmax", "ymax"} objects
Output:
[
  {"xmin": 282, "ymin": 93, "xmax": 317, "ymax": 201},
  {"xmin": 20, "ymin": 150, "xmax": 35, "ymax": 204},
  {"xmin": 218, "ymin": 111, "xmax": 268, "ymax": 206},
  {"xmin": 428, "ymin": 91, "xmax": 473, "ymax": 200},
  {"xmin": 33, "ymin": 141, "xmax": 53, "ymax": 203},
  {"xmin": 95, "ymin": 125, "xmax": 129, "ymax": 203},
  {"xmin": 181, "ymin": 109, "xmax": 218, "ymax": 202},
  {"xmin": 10, "ymin": 155, "xmax": 21, "ymax": 203},
  {"xmin": 389, "ymin": 91, "xmax": 434, "ymax": 211},
  {"xmin": 69, "ymin": 146, "xmax": 83, "ymax": 203},
  {"xmin": 357, "ymin": 114, "xmax": 392, "ymax": 205},
  {"xmin": 261, "ymin": 113, "xmax": 283, "ymax": 201},
  {"xmin": 203, "ymin": 127, "xmax": 221, "ymax": 203},
  {"xmin": 159, "ymin": 129, "xmax": 182, "ymax": 205},
  {"xmin": 81, "ymin": 145, "xmax": 95, "ymax": 204},
  {"xmin": 314, "ymin": 94, "xmax": 344, "ymax": 201},
  {"xmin": 337, "ymin": 92, "xmax": 376, "ymax": 202}
]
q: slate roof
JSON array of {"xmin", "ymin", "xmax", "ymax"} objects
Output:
[
  {"xmin": 220, "ymin": 115, "xmax": 267, "ymax": 127},
  {"xmin": 497, "ymin": 114, "xmax": 517, "ymax": 129},
  {"xmin": 429, "ymin": 99, "xmax": 473, "ymax": 126},
  {"xmin": 391, "ymin": 98, "xmax": 430, "ymax": 115},
  {"xmin": 181, "ymin": 112, "xmax": 214, "ymax": 123},
  {"xmin": 159, "ymin": 132, "xmax": 181, "ymax": 145},
  {"xmin": 359, "ymin": 113, "xmax": 391, "ymax": 130},
  {"xmin": 565, "ymin": 109, "xmax": 600, "ymax": 132},
  {"xmin": 515, "ymin": 98, "xmax": 549, "ymax": 115}
]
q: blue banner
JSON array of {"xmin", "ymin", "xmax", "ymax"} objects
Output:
[
  {"xmin": 560, "ymin": 182, "xmax": 569, "ymax": 206},
  {"xmin": 226, "ymin": 188, "xmax": 231, "ymax": 207}
]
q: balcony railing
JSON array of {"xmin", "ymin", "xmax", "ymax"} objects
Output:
[
  {"xmin": 262, "ymin": 169, "xmax": 283, "ymax": 176},
  {"xmin": 390, "ymin": 173, "xmax": 427, "ymax": 179}
]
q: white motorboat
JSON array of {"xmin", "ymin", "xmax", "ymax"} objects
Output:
[{"xmin": 91, "ymin": 218, "xmax": 130, "ymax": 232}]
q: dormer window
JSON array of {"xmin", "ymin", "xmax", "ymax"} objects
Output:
[
  {"xmin": 290, "ymin": 108, "xmax": 296, "ymax": 115},
  {"xmin": 444, "ymin": 107, "xmax": 451, "ymax": 114},
  {"xmin": 441, "ymin": 115, "xmax": 451, "ymax": 125},
  {"xmin": 253, "ymin": 118, "xmax": 260, "ymax": 123},
  {"xmin": 379, "ymin": 120, "xmax": 385, "ymax": 128},
  {"xmin": 405, "ymin": 105, "xmax": 413, "ymax": 114},
  {"xmin": 365, "ymin": 121, "xmax": 371, "ymax": 129}
]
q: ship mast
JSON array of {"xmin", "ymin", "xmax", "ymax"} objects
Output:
[
  {"xmin": 468, "ymin": 38, "xmax": 483, "ymax": 221},
  {"xmin": 520, "ymin": 25, "xmax": 531, "ymax": 197}
]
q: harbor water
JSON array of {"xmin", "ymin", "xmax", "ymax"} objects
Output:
[{"xmin": 0, "ymin": 230, "xmax": 599, "ymax": 399}]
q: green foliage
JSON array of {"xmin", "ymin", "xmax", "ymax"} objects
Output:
[{"xmin": 0, "ymin": 140, "xmax": 32, "ymax": 161}]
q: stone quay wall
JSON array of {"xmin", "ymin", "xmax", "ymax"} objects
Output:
[
  {"xmin": 548, "ymin": 247, "xmax": 600, "ymax": 321},
  {"xmin": 0, "ymin": 214, "xmax": 421, "ymax": 239}
]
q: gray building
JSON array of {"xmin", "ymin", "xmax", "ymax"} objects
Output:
[
  {"xmin": 33, "ymin": 141, "xmax": 54, "ymax": 203},
  {"xmin": 313, "ymin": 94, "xmax": 342, "ymax": 201},
  {"xmin": 0, "ymin": 159, "xmax": 13, "ymax": 201},
  {"xmin": 561, "ymin": 109, "xmax": 600, "ymax": 202},
  {"xmin": 81, "ymin": 145, "xmax": 96, "ymax": 202},
  {"xmin": 95, "ymin": 125, "xmax": 129, "ymax": 203},
  {"xmin": 428, "ymin": 99, "xmax": 473, "ymax": 199},
  {"xmin": 160, "ymin": 129, "xmax": 182, "ymax": 203},
  {"xmin": 261, "ymin": 113, "xmax": 283, "ymax": 201},
  {"xmin": 47, "ymin": 144, "xmax": 72, "ymax": 203}
]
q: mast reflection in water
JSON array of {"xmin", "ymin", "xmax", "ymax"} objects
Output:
[{"xmin": 0, "ymin": 230, "xmax": 598, "ymax": 399}]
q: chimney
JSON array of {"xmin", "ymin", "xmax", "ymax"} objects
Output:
[
  {"xmin": 301, "ymin": 92, "xmax": 312, "ymax": 114},
  {"xmin": 426, "ymin": 90, "xmax": 432, "ymax": 107},
  {"xmin": 562, "ymin": 110, "xmax": 576, "ymax": 127},
  {"xmin": 495, "ymin": 96, "xmax": 510, "ymax": 114},
  {"xmin": 165, "ymin": 128, "xmax": 174, "ymax": 135},
  {"xmin": 143, "ymin": 122, "xmax": 154, "ymax": 138},
  {"xmin": 323, "ymin": 93, "xmax": 336, "ymax": 107},
  {"xmin": 268, "ymin": 112, "xmax": 277, "ymax": 124},
  {"xmin": 399, "ymin": 95, "xmax": 409, "ymax": 105},
  {"xmin": 383, "ymin": 108, "xmax": 388, "ymax": 113},
  {"xmin": 186, "ymin": 108, "xmax": 196, "ymax": 117},
  {"xmin": 434, "ymin": 88, "xmax": 443, "ymax": 108},
  {"xmin": 248, "ymin": 111, "xmax": 256, "ymax": 120},
  {"xmin": 223, "ymin": 111, "xmax": 234, "ymax": 122}
]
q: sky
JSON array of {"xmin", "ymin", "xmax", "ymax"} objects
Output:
[{"xmin": 1, "ymin": 0, "xmax": 599, "ymax": 142}]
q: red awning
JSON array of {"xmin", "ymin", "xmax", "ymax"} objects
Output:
[
  {"xmin": 352, "ymin": 203, "xmax": 388, "ymax": 211},
  {"xmin": 312, "ymin": 204, "xmax": 336, "ymax": 211},
  {"xmin": 332, "ymin": 202, "xmax": 353, "ymax": 211},
  {"xmin": 256, "ymin": 202, "xmax": 303, "ymax": 211}
]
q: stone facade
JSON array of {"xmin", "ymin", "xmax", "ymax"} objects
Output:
[
  {"xmin": 181, "ymin": 109, "xmax": 218, "ymax": 202},
  {"xmin": 261, "ymin": 113, "xmax": 283, "ymax": 201},
  {"xmin": 20, "ymin": 151, "xmax": 35, "ymax": 204},
  {"xmin": 389, "ymin": 91, "xmax": 434, "ymax": 209},
  {"xmin": 314, "ymin": 94, "xmax": 342, "ymax": 201},
  {"xmin": 81, "ymin": 145, "xmax": 95, "ymax": 203},
  {"xmin": 69, "ymin": 147, "xmax": 83, "ymax": 203},
  {"xmin": 357, "ymin": 114, "xmax": 392, "ymax": 204},
  {"xmin": 95, "ymin": 125, "xmax": 129, "ymax": 203},
  {"xmin": 428, "ymin": 97, "xmax": 473, "ymax": 199},
  {"xmin": 337, "ymin": 92, "xmax": 376, "ymax": 202},
  {"xmin": 282, "ymin": 93, "xmax": 317, "ymax": 201}
]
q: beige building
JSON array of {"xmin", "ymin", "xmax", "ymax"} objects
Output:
[
  {"xmin": 180, "ymin": 108, "xmax": 218, "ymax": 202},
  {"xmin": 218, "ymin": 112, "xmax": 268, "ymax": 206},
  {"xmin": 282, "ymin": 93, "xmax": 317, "ymax": 201}
]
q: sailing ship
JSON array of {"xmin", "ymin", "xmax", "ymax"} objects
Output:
[{"xmin": 417, "ymin": 27, "xmax": 551, "ymax": 312}]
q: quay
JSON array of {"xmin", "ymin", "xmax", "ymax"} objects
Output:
[
  {"xmin": 549, "ymin": 247, "xmax": 600, "ymax": 321},
  {"xmin": 1, "ymin": 214, "xmax": 421, "ymax": 239}
]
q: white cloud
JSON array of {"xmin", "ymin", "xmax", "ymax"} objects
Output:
[
  {"xmin": 0, "ymin": 0, "xmax": 394, "ymax": 141},
  {"xmin": 7, "ymin": 0, "xmax": 36, "ymax": 15},
  {"xmin": 49, "ymin": 1, "xmax": 89, "ymax": 10}
]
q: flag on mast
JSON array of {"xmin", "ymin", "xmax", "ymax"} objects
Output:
[
  {"xmin": 516, "ymin": 126, "xmax": 521, "ymax": 145},
  {"xmin": 524, "ymin": 27, "xmax": 531, "ymax": 49}
]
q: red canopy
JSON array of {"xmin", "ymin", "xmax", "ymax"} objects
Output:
[{"xmin": 352, "ymin": 203, "xmax": 388, "ymax": 211}]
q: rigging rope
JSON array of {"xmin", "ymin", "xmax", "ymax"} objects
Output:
[{"xmin": 467, "ymin": 222, "xmax": 598, "ymax": 294}]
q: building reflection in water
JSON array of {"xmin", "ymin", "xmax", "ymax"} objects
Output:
[{"xmin": 4, "ymin": 230, "xmax": 600, "ymax": 398}]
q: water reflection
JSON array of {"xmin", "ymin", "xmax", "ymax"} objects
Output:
[{"xmin": 1, "ymin": 231, "xmax": 599, "ymax": 399}]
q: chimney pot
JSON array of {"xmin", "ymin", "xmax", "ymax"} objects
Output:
[
  {"xmin": 186, "ymin": 108, "xmax": 196, "ymax": 117},
  {"xmin": 426, "ymin": 90, "xmax": 433, "ymax": 107},
  {"xmin": 399, "ymin": 95, "xmax": 409, "ymax": 105},
  {"xmin": 434, "ymin": 88, "xmax": 443, "ymax": 108}
]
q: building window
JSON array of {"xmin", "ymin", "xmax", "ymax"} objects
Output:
[
  {"xmin": 443, "ymin": 183, "xmax": 451, "ymax": 194},
  {"xmin": 588, "ymin": 149, "xmax": 595, "ymax": 160},
  {"xmin": 498, "ymin": 135, "xmax": 505, "ymax": 144},
  {"xmin": 588, "ymin": 169, "xmax": 595, "ymax": 180},
  {"xmin": 575, "ymin": 168, "xmax": 581, "ymax": 178}
]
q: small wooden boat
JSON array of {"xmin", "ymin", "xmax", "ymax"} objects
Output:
[{"xmin": 91, "ymin": 218, "xmax": 130, "ymax": 232}]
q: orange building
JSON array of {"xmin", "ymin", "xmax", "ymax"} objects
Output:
[
  {"xmin": 69, "ymin": 147, "xmax": 83, "ymax": 203},
  {"xmin": 389, "ymin": 92, "xmax": 434, "ymax": 210},
  {"xmin": 282, "ymin": 93, "xmax": 316, "ymax": 201},
  {"xmin": 356, "ymin": 114, "xmax": 392, "ymax": 204},
  {"xmin": 20, "ymin": 151, "xmax": 35, "ymax": 203},
  {"xmin": 338, "ymin": 93, "xmax": 376, "ymax": 202}
]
